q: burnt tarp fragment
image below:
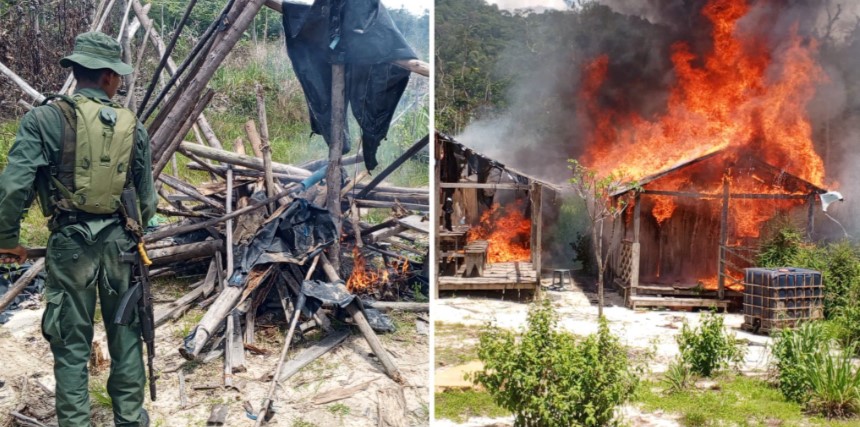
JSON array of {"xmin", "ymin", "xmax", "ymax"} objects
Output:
[
  {"xmin": 300, "ymin": 279, "xmax": 395, "ymax": 333},
  {"xmin": 281, "ymin": 0, "xmax": 416, "ymax": 170},
  {"xmin": 228, "ymin": 199, "xmax": 336, "ymax": 287}
]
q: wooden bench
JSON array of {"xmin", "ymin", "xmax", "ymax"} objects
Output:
[{"xmin": 463, "ymin": 240, "xmax": 489, "ymax": 277}]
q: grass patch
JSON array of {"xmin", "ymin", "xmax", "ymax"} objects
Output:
[
  {"xmin": 174, "ymin": 308, "xmax": 205, "ymax": 340},
  {"xmin": 634, "ymin": 376, "xmax": 859, "ymax": 426},
  {"xmin": 435, "ymin": 390, "xmax": 510, "ymax": 423},
  {"xmin": 327, "ymin": 403, "xmax": 350, "ymax": 419},
  {"xmin": 434, "ymin": 322, "xmax": 480, "ymax": 368}
]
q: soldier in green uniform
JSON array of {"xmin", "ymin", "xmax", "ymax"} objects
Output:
[{"xmin": 0, "ymin": 32, "xmax": 156, "ymax": 427}]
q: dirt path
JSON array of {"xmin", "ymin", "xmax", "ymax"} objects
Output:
[
  {"xmin": 436, "ymin": 282, "xmax": 772, "ymax": 375},
  {"xmin": 0, "ymin": 297, "xmax": 429, "ymax": 426},
  {"xmin": 433, "ymin": 279, "xmax": 771, "ymax": 426}
]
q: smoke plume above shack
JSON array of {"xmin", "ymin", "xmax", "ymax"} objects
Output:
[{"xmin": 455, "ymin": 0, "xmax": 860, "ymax": 235}]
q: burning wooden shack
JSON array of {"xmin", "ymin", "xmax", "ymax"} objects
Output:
[
  {"xmin": 608, "ymin": 148, "xmax": 830, "ymax": 310},
  {"xmin": 435, "ymin": 133, "xmax": 558, "ymax": 295}
]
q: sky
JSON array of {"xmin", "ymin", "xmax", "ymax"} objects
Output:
[
  {"xmin": 383, "ymin": 0, "xmax": 431, "ymax": 15},
  {"xmin": 486, "ymin": 0, "xmax": 568, "ymax": 10}
]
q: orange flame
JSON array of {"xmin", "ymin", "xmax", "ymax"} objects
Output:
[
  {"xmin": 346, "ymin": 248, "xmax": 411, "ymax": 293},
  {"xmin": 581, "ymin": 0, "xmax": 826, "ymax": 189},
  {"xmin": 468, "ymin": 202, "xmax": 531, "ymax": 264}
]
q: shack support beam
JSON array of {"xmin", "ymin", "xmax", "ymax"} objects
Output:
[
  {"xmin": 717, "ymin": 179, "xmax": 729, "ymax": 300},
  {"xmin": 631, "ymin": 192, "xmax": 641, "ymax": 300}
]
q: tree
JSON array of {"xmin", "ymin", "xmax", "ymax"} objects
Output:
[{"xmin": 568, "ymin": 160, "xmax": 633, "ymax": 316}]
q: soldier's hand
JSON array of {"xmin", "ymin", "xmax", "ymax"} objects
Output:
[{"xmin": 0, "ymin": 246, "xmax": 27, "ymax": 265}]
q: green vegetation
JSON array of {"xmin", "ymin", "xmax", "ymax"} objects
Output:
[
  {"xmin": 326, "ymin": 403, "xmax": 350, "ymax": 419},
  {"xmin": 676, "ymin": 311, "xmax": 744, "ymax": 378},
  {"xmin": 434, "ymin": 390, "xmax": 510, "ymax": 423},
  {"xmin": 434, "ymin": 322, "xmax": 480, "ymax": 368},
  {"xmin": 634, "ymin": 376, "xmax": 857, "ymax": 427},
  {"xmin": 469, "ymin": 299, "xmax": 639, "ymax": 426},
  {"xmin": 292, "ymin": 418, "xmax": 317, "ymax": 427},
  {"xmin": 662, "ymin": 358, "xmax": 695, "ymax": 395},
  {"xmin": 771, "ymin": 322, "xmax": 860, "ymax": 418},
  {"xmin": 757, "ymin": 224, "xmax": 860, "ymax": 348},
  {"xmin": 89, "ymin": 382, "xmax": 113, "ymax": 409}
]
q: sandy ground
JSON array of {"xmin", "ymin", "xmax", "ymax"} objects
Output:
[
  {"xmin": 433, "ymin": 278, "xmax": 774, "ymax": 427},
  {"xmin": 0, "ymin": 295, "xmax": 429, "ymax": 426}
]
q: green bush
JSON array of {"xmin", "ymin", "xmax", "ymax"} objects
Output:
[
  {"xmin": 771, "ymin": 322, "xmax": 860, "ymax": 418},
  {"xmin": 758, "ymin": 226, "xmax": 860, "ymax": 319},
  {"xmin": 770, "ymin": 322, "xmax": 827, "ymax": 403},
  {"xmin": 805, "ymin": 341, "xmax": 860, "ymax": 418},
  {"xmin": 676, "ymin": 311, "xmax": 744, "ymax": 378},
  {"xmin": 470, "ymin": 299, "xmax": 639, "ymax": 427},
  {"xmin": 662, "ymin": 358, "xmax": 695, "ymax": 394}
]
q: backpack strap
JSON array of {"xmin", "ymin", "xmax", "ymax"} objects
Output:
[{"xmin": 41, "ymin": 94, "xmax": 78, "ymax": 211}]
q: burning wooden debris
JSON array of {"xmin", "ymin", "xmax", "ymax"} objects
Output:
[
  {"xmin": 0, "ymin": 0, "xmax": 430, "ymax": 425},
  {"xmin": 435, "ymin": 133, "xmax": 558, "ymax": 295}
]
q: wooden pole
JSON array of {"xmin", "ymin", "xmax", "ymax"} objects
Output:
[
  {"xmin": 157, "ymin": 173, "xmax": 225, "ymax": 210},
  {"xmin": 152, "ymin": 89, "xmax": 214, "ymax": 176},
  {"xmin": 148, "ymin": 0, "xmax": 267, "ymax": 157},
  {"xmin": 226, "ymin": 166, "xmax": 235, "ymax": 279},
  {"xmin": 130, "ymin": 0, "xmax": 222, "ymax": 148},
  {"xmin": 255, "ymin": 256, "xmax": 319, "ymax": 426},
  {"xmin": 717, "ymin": 179, "xmax": 729, "ymax": 300},
  {"xmin": 181, "ymin": 142, "xmax": 310, "ymax": 179},
  {"xmin": 255, "ymin": 84, "xmax": 276, "ymax": 213},
  {"xmin": 630, "ymin": 192, "xmax": 641, "ymax": 300},
  {"xmin": 530, "ymin": 183, "xmax": 542, "ymax": 285},
  {"xmin": 326, "ymin": 63, "xmax": 346, "ymax": 272},
  {"xmin": 355, "ymin": 135, "xmax": 429, "ymax": 199},
  {"xmin": 0, "ymin": 259, "xmax": 45, "ymax": 313},
  {"xmin": 806, "ymin": 193, "xmax": 815, "ymax": 240},
  {"xmin": 0, "ymin": 61, "xmax": 45, "ymax": 103},
  {"xmin": 144, "ymin": 184, "xmax": 297, "ymax": 243},
  {"xmin": 125, "ymin": 25, "xmax": 152, "ymax": 110},
  {"xmin": 318, "ymin": 254, "xmax": 404, "ymax": 383}
]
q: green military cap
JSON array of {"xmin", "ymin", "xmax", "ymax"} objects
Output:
[{"xmin": 59, "ymin": 31, "xmax": 133, "ymax": 75}]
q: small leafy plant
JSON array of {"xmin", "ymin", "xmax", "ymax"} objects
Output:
[
  {"xmin": 771, "ymin": 322, "xmax": 860, "ymax": 418},
  {"xmin": 469, "ymin": 299, "xmax": 639, "ymax": 427},
  {"xmin": 676, "ymin": 311, "xmax": 744, "ymax": 377},
  {"xmin": 662, "ymin": 358, "xmax": 695, "ymax": 394}
]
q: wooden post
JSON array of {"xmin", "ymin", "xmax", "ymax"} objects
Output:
[
  {"xmin": 806, "ymin": 193, "xmax": 815, "ymax": 240},
  {"xmin": 318, "ymin": 255, "xmax": 403, "ymax": 383},
  {"xmin": 255, "ymin": 84, "xmax": 276, "ymax": 213},
  {"xmin": 717, "ymin": 179, "xmax": 729, "ymax": 300},
  {"xmin": 530, "ymin": 183, "xmax": 542, "ymax": 289},
  {"xmin": 326, "ymin": 63, "xmax": 346, "ymax": 272},
  {"xmin": 355, "ymin": 135, "xmax": 430, "ymax": 199},
  {"xmin": 0, "ymin": 258, "xmax": 45, "ymax": 312},
  {"xmin": 148, "ymin": 0, "xmax": 266, "ymax": 156},
  {"xmin": 0, "ymin": 61, "xmax": 44, "ymax": 103},
  {"xmin": 434, "ymin": 136, "xmax": 442, "ymax": 300},
  {"xmin": 631, "ymin": 192, "xmax": 641, "ymax": 298}
]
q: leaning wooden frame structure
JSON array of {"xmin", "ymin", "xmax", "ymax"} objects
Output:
[
  {"xmin": 0, "ymin": 0, "xmax": 430, "ymax": 424},
  {"xmin": 607, "ymin": 148, "xmax": 827, "ymax": 311},
  {"xmin": 434, "ymin": 132, "xmax": 559, "ymax": 295}
]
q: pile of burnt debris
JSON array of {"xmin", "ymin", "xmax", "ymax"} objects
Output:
[{"xmin": 0, "ymin": 0, "xmax": 430, "ymax": 425}]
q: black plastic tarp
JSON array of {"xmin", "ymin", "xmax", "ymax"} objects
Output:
[
  {"xmin": 282, "ymin": 0, "xmax": 416, "ymax": 171},
  {"xmin": 300, "ymin": 279, "xmax": 395, "ymax": 333},
  {"xmin": 228, "ymin": 198, "xmax": 336, "ymax": 287}
]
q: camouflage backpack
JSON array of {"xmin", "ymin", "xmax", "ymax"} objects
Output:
[{"xmin": 44, "ymin": 93, "xmax": 137, "ymax": 215}]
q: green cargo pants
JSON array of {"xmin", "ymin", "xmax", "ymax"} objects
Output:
[{"xmin": 42, "ymin": 219, "xmax": 146, "ymax": 427}]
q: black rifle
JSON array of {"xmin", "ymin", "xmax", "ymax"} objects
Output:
[{"xmin": 114, "ymin": 187, "xmax": 157, "ymax": 401}]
